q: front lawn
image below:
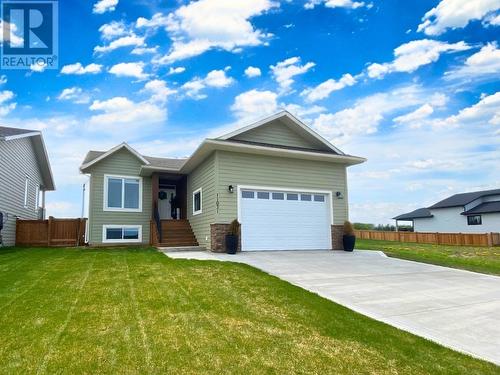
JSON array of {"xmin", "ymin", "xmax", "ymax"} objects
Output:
[
  {"xmin": 357, "ymin": 239, "xmax": 500, "ymax": 276},
  {"xmin": 0, "ymin": 247, "xmax": 497, "ymax": 374}
]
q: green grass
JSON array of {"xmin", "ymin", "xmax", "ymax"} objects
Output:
[
  {"xmin": 0, "ymin": 247, "xmax": 497, "ymax": 374},
  {"xmin": 357, "ymin": 239, "xmax": 500, "ymax": 276}
]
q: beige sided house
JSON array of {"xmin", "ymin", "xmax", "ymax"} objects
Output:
[{"xmin": 80, "ymin": 112, "xmax": 365, "ymax": 251}]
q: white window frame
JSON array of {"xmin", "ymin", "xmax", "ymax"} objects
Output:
[
  {"xmin": 102, "ymin": 225, "xmax": 142, "ymax": 243},
  {"xmin": 35, "ymin": 185, "xmax": 40, "ymax": 210},
  {"xmin": 103, "ymin": 174, "xmax": 143, "ymax": 212},
  {"xmin": 192, "ymin": 187, "xmax": 202, "ymax": 216},
  {"xmin": 24, "ymin": 176, "xmax": 29, "ymax": 207}
]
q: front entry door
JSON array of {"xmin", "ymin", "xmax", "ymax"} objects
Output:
[{"xmin": 159, "ymin": 188, "xmax": 176, "ymax": 219}]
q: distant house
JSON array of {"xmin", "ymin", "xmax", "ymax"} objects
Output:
[
  {"xmin": 80, "ymin": 111, "xmax": 365, "ymax": 251},
  {"xmin": 394, "ymin": 189, "xmax": 500, "ymax": 233},
  {"xmin": 0, "ymin": 127, "xmax": 55, "ymax": 247}
]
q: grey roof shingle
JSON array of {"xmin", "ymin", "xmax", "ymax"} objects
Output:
[
  {"xmin": 429, "ymin": 189, "xmax": 500, "ymax": 209},
  {"xmin": 462, "ymin": 201, "xmax": 500, "ymax": 215},
  {"xmin": 82, "ymin": 150, "xmax": 187, "ymax": 170},
  {"xmin": 0, "ymin": 126, "xmax": 39, "ymax": 139},
  {"xmin": 393, "ymin": 208, "xmax": 433, "ymax": 220}
]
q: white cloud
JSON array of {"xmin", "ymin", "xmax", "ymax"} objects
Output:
[
  {"xmin": 131, "ymin": 46, "xmax": 158, "ymax": 55},
  {"xmin": 30, "ymin": 62, "xmax": 47, "ymax": 73},
  {"xmin": 483, "ymin": 12, "xmax": 500, "ymax": 26},
  {"xmin": 305, "ymin": 0, "xmax": 367, "ymax": 10},
  {"xmin": 417, "ymin": 0, "xmax": 500, "ymax": 35},
  {"xmin": 283, "ymin": 103, "xmax": 326, "ymax": 118},
  {"xmin": 142, "ymin": 80, "xmax": 176, "ymax": 104},
  {"xmin": 270, "ymin": 56, "xmax": 315, "ymax": 93},
  {"xmin": 0, "ymin": 21, "xmax": 23, "ymax": 47},
  {"xmin": 168, "ymin": 66, "xmax": 186, "ymax": 75},
  {"xmin": 136, "ymin": 13, "xmax": 169, "ymax": 29},
  {"xmin": 445, "ymin": 42, "xmax": 500, "ymax": 80},
  {"xmin": 61, "ymin": 62, "xmax": 102, "ymax": 75},
  {"xmin": 57, "ymin": 87, "xmax": 91, "ymax": 104},
  {"xmin": 0, "ymin": 90, "xmax": 16, "ymax": 116},
  {"xmin": 244, "ymin": 66, "xmax": 262, "ymax": 78},
  {"xmin": 108, "ymin": 62, "xmax": 148, "ymax": 80},
  {"xmin": 301, "ymin": 73, "xmax": 356, "ymax": 102},
  {"xmin": 182, "ymin": 69, "xmax": 235, "ymax": 99},
  {"xmin": 94, "ymin": 35, "xmax": 145, "ymax": 54},
  {"xmin": 98, "ymin": 21, "xmax": 128, "ymax": 40},
  {"xmin": 93, "ymin": 0, "xmax": 118, "ymax": 14},
  {"xmin": 88, "ymin": 97, "xmax": 166, "ymax": 131},
  {"xmin": 231, "ymin": 89, "xmax": 278, "ymax": 119},
  {"xmin": 393, "ymin": 104, "xmax": 434, "ymax": 126},
  {"xmin": 434, "ymin": 91, "xmax": 500, "ymax": 128},
  {"xmin": 45, "ymin": 201, "xmax": 81, "ymax": 218},
  {"xmin": 311, "ymin": 85, "xmax": 447, "ymax": 144},
  {"xmin": 153, "ymin": 0, "xmax": 278, "ymax": 63},
  {"xmin": 406, "ymin": 158, "xmax": 463, "ymax": 170},
  {"xmin": 366, "ymin": 39, "xmax": 470, "ymax": 79}
]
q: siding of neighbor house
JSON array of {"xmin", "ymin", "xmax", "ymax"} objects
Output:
[
  {"xmin": 231, "ymin": 120, "xmax": 330, "ymax": 151},
  {"xmin": 214, "ymin": 150, "xmax": 348, "ymax": 225},
  {"xmin": 87, "ymin": 148, "xmax": 152, "ymax": 245},
  {"xmin": 0, "ymin": 137, "xmax": 43, "ymax": 246},
  {"xmin": 414, "ymin": 207, "xmax": 500, "ymax": 233},
  {"xmin": 186, "ymin": 152, "xmax": 217, "ymax": 249}
]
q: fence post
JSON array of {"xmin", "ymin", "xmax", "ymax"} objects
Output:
[
  {"xmin": 75, "ymin": 218, "xmax": 81, "ymax": 246},
  {"xmin": 47, "ymin": 216, "xmax": 53, "ymax": 246},
  {"xmin": 436, "ymin": 232, "xmax": 440, "ymax": 245},
  {"xmin": 487, "ymin": 232, "xmax": 493, "ymax": 247}
]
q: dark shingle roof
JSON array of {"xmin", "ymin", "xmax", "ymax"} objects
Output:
[
  {"xmin": 393, "ymin": 208, "xmax": 433, "ymax": 220},
  {"xmin": 82, "ymin": 150, "xmax": 187, "ymax": 170},
  {"xmin": 429, "ymin": 189, "xmax": 500, "ymax": 209},
  {"xmin": 0, "ymin": 126, "xmax": 39, "ymax": 139},
  {"xmin": 462, "ymin": 201, "xmax": 500, "ymax": 215}
]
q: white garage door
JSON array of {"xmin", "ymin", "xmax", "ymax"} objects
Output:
[{"xmin": 239, "ymin": 188, "xmax": 332, "ymax": 251}]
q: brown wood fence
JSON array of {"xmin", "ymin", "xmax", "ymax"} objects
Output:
[
  {"xmin": 16, "ymin": 217, "xmax": 87, "ymax": 247},
  {"xmin": 355, "ymin": 230, "xmax": 500, "ymax": 247}
]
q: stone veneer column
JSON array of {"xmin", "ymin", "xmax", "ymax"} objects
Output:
[
  {"xmin": 331, "ymin": 225, "xmax": 344, "ymax": 250},
  {"xmin": 210, "ymin": 224, "xmax": 241, "ymax": 253}
]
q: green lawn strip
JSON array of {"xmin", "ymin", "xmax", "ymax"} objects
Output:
[
  {"xmin": 0, "ymin": 247, "xmax": 497, "ymax": 374},
  {"xmin": 356, "ymin": 239, "xmax": 500, "ymax": 276}
]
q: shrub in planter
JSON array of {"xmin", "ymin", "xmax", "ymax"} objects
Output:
[
  {"xmin": 343, "ymin": 221, "xmax": 356, "ymax": 252},
  {"xmin": 225, "ymin": 219, "xmax": 240, "ymax": 254}
]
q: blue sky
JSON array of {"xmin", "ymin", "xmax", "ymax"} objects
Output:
[{"xmin": 1, "ymin": 0, "xmax": 499, "ymax": 223}]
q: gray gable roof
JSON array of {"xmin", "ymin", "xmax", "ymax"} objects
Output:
[
  {"xmin": 393, "ymin": 208, "xmax": 433, "ymax": 220},
  {"xmin": 0, "ymin": 126, "xmax": 39, "ymax": 139},
  {"xmin": 429, "ymin": 189, "xmax": 500, "ymax": 209},
  {"xmin": 462, "ymin": 201, "xmax": 500, "ymax": 215},
  {"xmin": 82, "ymin": 150, "xmax": 187, "ymax": 170}
]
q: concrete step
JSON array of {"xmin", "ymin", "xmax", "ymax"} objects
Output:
[{"xmin": 158, "ymin": 246, "xmax": 206, "ymax": 252}]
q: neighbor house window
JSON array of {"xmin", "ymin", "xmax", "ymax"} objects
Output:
[
  {"xmin": 103, "ymin": 225, "xmax": 142, "ymax": 243},
  {"xmin": 104, "ymin": 175, "xmax": 142, "ymax": 212},
  {"xmin": 35, "ymin": 185, "xmax": 40, "ymax": 210},
  {"xmin": 193, "ymin": 188, "xmax": 202, "ymax": 215},
  {"xmin": 467, "ymin": 215, "xmax": 482, "ymax": 225}
]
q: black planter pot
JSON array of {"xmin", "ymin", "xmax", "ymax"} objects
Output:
[
  {"xmin": 225, "ymin": 234, "xmax": 238, "ymax": 254},
  {"xmin": 343, "ymin": 235, "xmax": 356, "ymax": 252}
]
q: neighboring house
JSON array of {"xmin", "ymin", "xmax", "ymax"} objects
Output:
[
  {"xmin": 0, "ymin": 127, "xmax": 55, "ymax": 247},
  {"xmin": 394, "ymin": 189, "xmax": 500, "ymax": 233},
  {"xmin": 80, "ymin": 111, "xmax": 365, "ymax": 251}
]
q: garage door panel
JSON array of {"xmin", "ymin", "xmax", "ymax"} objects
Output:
[{"xmin": 240, "ymin": 188, "xmax": 331, "ymax": 251}]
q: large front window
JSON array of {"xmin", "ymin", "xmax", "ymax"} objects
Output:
[{"xmin": 104, "ymin": 175, "xmax": 142, "ymax": 212}]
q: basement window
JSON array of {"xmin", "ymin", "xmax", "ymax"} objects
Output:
[
  {"xmin": 103, "ymin": 225, "xmax": 142, "ymax": 243},
  {"xmin": 467, "ymin": 215, "xmax": 482, "ymax": 226}
]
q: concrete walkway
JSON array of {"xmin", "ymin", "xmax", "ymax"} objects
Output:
[{"xmin": 164, "ymin": 249, "xmax": 500, "ymax": 365}]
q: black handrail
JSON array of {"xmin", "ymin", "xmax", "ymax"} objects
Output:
[{"xmin": 153, "ymin": 202, "xmax": 162, "ymax": 243}]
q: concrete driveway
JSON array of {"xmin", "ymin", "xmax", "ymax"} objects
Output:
[{"xmin": 165, "ymin": 250, "xmax": 500, "ymax": 365}]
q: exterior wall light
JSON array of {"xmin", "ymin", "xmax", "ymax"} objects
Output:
[
  {"xmin": 336, "ymin": 191, "xmax": 344, "ymax": 199},
  {"xmin": 228, "ymin": 185, "xmax": 234, "ymax": 193}
]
